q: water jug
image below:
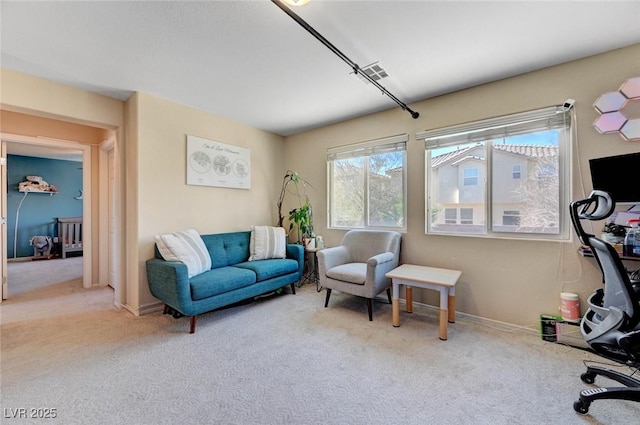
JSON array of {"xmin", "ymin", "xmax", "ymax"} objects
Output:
[{"xmin": 624, "ymin": 219, "xmax": 640, "ymax": 257}]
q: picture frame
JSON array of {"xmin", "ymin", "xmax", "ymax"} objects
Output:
[{"xmin": 186, "ymin": 135, "xmax": 251, "ymax": 190}]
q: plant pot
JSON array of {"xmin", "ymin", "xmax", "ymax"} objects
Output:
[{"xmin": 303, "ymin": 237, "xmax": 316, "ymax": 249}]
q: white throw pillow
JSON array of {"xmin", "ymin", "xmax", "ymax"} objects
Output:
[
  {"xmin": 155, "ymin": 229, "xmax": 211, "ymax": 278},
  {"xmin": 249, "ymin": 226, "xmax": 286, "ymax": 261}
]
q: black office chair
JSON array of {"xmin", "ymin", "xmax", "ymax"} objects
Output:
[{"xmin": 569, "ymin": 190, "xmax": 640, "ymax": 414}]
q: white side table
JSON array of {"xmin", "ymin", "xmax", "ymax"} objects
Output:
[{"xmin": 386, "ymin": 264, "xmax": 462, "ymax": 340}]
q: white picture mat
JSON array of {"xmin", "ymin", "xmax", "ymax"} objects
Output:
[{"xmin": 186, "ymin": 135, "xmax": 251, "ymax": 189}]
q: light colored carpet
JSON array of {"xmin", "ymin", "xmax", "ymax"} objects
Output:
[
  {"xmin": 1, "ymin": 260, "xmax": 639, "ymax": 424},
  {"xmin": 2, "ymin": 257, "xmax": 110, "ymax": 324}
]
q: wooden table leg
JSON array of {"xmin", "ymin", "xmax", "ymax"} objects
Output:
[
  {"xmin": 392, "ymin": 282, "xmax": 400, "ymax": 327},
  {"xmin": 439, "ymin": 287, "xmax": 448, "ymax": 341},
  {"xmin": 406, "ymin": 286, "xmax": 413, "ymax": 313},
  {"xmin": 439, "ymin": 308, "xmax": 448, "ymax": 340},
  {"xmin": 392, "ymin": 298, "xmax": 400, "ymax": 327},
  {"xmin": 448, "ymin": 294, "xmax": 456, "ymax": 323}
]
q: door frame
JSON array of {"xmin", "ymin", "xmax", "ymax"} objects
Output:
[
  {"xmin": 0, "ymin": 133, "xmax": 92, "ymax": 294},
  {"xmin": 99, "ymin": 135, "xmax": 123, "ymax": 306},
  {"xmin": 1, "ymin": 144, "xmax": 6, "ymax": 300}
]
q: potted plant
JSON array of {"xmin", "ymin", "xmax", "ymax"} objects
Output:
[
  {"xmin": 288, "ymin": 199, "xmax": 315, "ymax": 246},
  {"xmin": 276, "ymin": 170, "xmax": 315, "ymax": 244}
]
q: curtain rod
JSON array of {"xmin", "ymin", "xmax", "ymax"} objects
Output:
[{"xmin": 271, "ymin": 0, "xmax": 420, "ymax": 119}]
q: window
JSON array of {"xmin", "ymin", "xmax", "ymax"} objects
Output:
[
  {"xmin": 512, "ymin": 165, "xmax": 521, "ymax": 179},
  {"xmin": 444, "ymin": 208, "xmax": 457, "ymax": 224},
  {"xmin": 463, "ymin": 168, "xmax": 478, "ymax": 186},
  {"xmin": 328, "ymin": 134, "xmax": 407, "ymax": 230},
  {"xmin": 418, "ymin": 105, "xmax": 572, "ymax": 240},
  {"xmin": 503, "ymin": 210, "xmax": 521, "ymax": 226},
  {"xmin": 460, "ymin": 208, "xmax": 474, "ymax": 225}
]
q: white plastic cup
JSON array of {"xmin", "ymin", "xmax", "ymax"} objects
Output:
[{"xmin": 560, "ymin": 292, "xmax": 580, "ymax": 322}]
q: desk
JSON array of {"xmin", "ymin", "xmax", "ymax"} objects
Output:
[
  {"xmin": 579, "ymin": 245, "xmax": 640, "ymax": 262},
  {"xmin": 386, "ymin": 264, "xmax": 462, "ymax": 340}
]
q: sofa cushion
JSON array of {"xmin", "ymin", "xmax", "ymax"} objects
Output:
[
  {"xmin": 249, "ymin": 226, "xmax": 287, "ymax": 261},
  {"xmin": 234, "ymin": 259, "xmax": 299, "ymax": 281},
  {"xmin": 202, "ymin": 232, "xmax": 251, "ymax": 269},
  {"xmin": 190, "ymin": 266, "xmax": 256, "ymax": 301},
  {"xmin": 326, "ymin": 262, "xmax": 367, "ymax": 285},
  {"xmin": 155, "ymin": 229, "xmax": 211, "ymax": 278}
]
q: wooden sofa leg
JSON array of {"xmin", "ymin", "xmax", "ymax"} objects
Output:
[
  {"xmin": 367, "ymin": 299, "xmax": 373, "ymax": 321},
  {"xmin": 324, "ymin": 288, "xmax": 332, "ymax": 307},
  {"xmin": 190, "ymin": 316, "xmax": 196, "ymax": 334},
  {"xmin": 291, "ymin": 283, "xmax": 296, "ymax": 295},
  {"xmin": 163, "ymin": 304, "xmax": 170, "ymax": 315},
  {"xmin": 386, "ymin": 288, "xmax": 392, "ymax": 304}
]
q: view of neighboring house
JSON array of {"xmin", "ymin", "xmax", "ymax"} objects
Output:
[{"xmin": 429, "ymin": 142, "xmax": 560, "ymax": 235}]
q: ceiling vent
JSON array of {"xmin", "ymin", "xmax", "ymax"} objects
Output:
[{"xmin": 352, "ymin": 62, "xmax": 389, "ymax": 85}]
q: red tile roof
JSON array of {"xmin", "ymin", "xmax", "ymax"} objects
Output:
[{"xmin": 431, "ymin": 144, "xmax": 557, "ymax": 168}]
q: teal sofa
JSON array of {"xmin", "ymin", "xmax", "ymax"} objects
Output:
[{"xmin": 146, "ymin": 231, "xmax": 304, "ymax": 333}]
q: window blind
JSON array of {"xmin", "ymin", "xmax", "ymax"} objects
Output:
[
  {"xmin": 416, "ymin": 106, "xmax": 571, "ymax": 149},
  {"xmin": 327, "ymin": 134, "xmax": 408, "ymax": 161}
]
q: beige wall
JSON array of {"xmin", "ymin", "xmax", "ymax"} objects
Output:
[
  {"xmin": 2, "ymin": 44, "xmax": 638, "ymax": 326},
  {"xmin": 0, "ymin": 68, "xmax": 124, "ymax": 289},
  {"xmin": 131, "ymin": 93, "xmax": 286, "ymax": 312},
  {"xmin": 284, "ymin": 44, "xmax": 640, "ymax": 327}
]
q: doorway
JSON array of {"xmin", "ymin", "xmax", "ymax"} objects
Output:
[{"xmin": 0, "ymin": 134, "xmax": 92, "ymax": 300}]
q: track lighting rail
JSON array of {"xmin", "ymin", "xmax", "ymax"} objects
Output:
[{"xmin": 272, "ymin": 0, "xmax": 419, "ymax": 119}]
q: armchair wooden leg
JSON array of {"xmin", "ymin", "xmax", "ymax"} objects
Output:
[
  {"xmin": 324, "ymin": 288, "xmax": 332, "ymax": 307},
  {"xmin": 163, "ymin": 304, "xmax": 170, "ymax": 315},
  {"xmin": 290, "ymin": 283, "xmax": 296, "ymax": 295},
  {"xmin": 189, "ymin": 316, "xmax": 196, "ymax": 334},
  {"xmin": 386, "ymin": 288, "xmax": 392, "ymax": 304},
  {"xmin": 367, "ymin": 299, "xmax": 373, "ymax": 321}
]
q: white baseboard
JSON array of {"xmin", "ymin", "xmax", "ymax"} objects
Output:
[
  {"xmin": 138, "ymin": 301, "xmax": 164, "ymax": 316},
  {"xmin": 401, "ymin": 298, "xmax": 539, "ymax": 336}
]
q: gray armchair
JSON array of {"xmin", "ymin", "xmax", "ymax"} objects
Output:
[{"xmin": 318, "ymin": 230, "xmax": 401, "ymax": 320}]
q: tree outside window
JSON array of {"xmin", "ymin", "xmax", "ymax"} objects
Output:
[{"xmin": 328, "ymin": 135, "xmax": 407, "ymax": 230}]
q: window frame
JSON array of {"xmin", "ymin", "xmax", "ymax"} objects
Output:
[
  {"xmin": 418, "ymin": 105, "xmax": 573, "ymax": 241},
  {"xmin": 327, "ymin": 134, "xmax": 408, "ymax": 231}
]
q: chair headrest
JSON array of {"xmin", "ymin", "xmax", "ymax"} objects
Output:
[{"xmin": 577, "ymin": 190, "xmax": 615, "ymax": 221}]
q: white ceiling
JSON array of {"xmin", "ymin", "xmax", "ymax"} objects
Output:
[{"xmin": 1, "ymin": 0, "xmax": 640, "ymax": 139}]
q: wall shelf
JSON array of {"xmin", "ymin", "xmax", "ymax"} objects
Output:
[{"xmin": 18, "ymin": 189, "xmax": 57, "ymax": 196}]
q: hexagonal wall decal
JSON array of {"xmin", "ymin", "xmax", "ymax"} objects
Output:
[
  {"xmin": 594, "ymin": 91, "xmax": 627, "ymax": 113},
  {"xmin": 620, "ymin": 118, "xmax": 640, "ymax": 141},
  {"xmin": 620, "ymin": 76, "xmax": 640, "ymax": 99},
  {"xmin": 594, "ymin": 112, "xmax": 627, "ymax": 133},
  {"xmin": 593, "ymin": 76, "xmax": 640, "ymax": 141}
]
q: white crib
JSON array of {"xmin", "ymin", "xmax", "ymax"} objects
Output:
[{"xmin": 57, "ymin": 217, "xmax": 83, "ymax": 258}]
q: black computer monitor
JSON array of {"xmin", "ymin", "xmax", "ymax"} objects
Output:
[{"xmin": 589, "ymin": 152, "xmax": 640, "ymax": 204}]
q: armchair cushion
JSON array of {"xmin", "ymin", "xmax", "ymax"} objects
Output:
[{"xmin": 326, "ymin": 263, "xmax": 367, "ymax": 285}]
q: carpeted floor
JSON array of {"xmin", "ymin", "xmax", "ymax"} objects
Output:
[{"xmin": 1, "ymin": 259, "xmax": 639, "ymax": 424}]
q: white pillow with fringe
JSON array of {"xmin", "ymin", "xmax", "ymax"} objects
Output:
[
  {"xmin": 249, "ymin": 226, "xmax": 286, "ymax": 261},
  {"xmin": 155, "ymin": 229, "xmax": 211, "ymax": 278}
]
